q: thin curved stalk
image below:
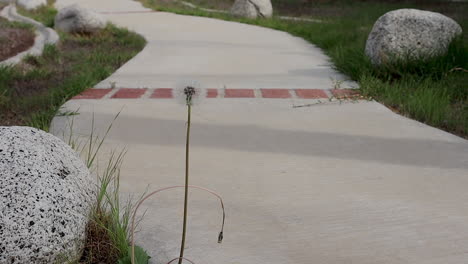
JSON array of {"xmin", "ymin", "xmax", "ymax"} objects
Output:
[
  {"xmin": 130, "ymin": 185, "xmax": 226, "ymax": 264},
  {"xmin": 167, "ymin": 257, "xmax": 196, "ymax": 264}
]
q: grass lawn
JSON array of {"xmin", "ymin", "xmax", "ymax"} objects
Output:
[
  {"xmin": 16, "ymin": 0, "xmax": 58, "ymax": 27},
  {"xmin": 139, "ymin": 0, "xmax": 468, "ymax": 138},
  {"xmin": 0, "ymin": 5, "xmax": 146, "ymax": 131}
]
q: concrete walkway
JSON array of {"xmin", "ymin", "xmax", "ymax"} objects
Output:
[
  {"xmin": 51, "ymin": 0, "xmax": 468, "ymax": 263},
  {"xmin": 57, "ymin": 0, "xmax": 356, "ymax": 90}
]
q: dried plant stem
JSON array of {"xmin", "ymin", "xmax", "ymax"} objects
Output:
[
  {"xmin": 179, "ymin": 104, "xmax": 191, "ymax": 264},
  {"xmin": 130, "ymin": 185, "xmax": 226, "ymax": 264},
  {"xmin": 130, "ymin": 90, "xmax": 225, "ymax": 264}
]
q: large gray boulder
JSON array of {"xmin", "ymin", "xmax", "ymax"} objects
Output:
[
  {"xmin": 230, "ymin": 0, "xmax": 273, "ymax": 19},
  {"xmin": 55, "ymin": 4, "xmax": 106, "ymax": 34},
  {"xmin": 365, "ymin": 9, "xmax": 462, "ymax": 65},
  {"xmin": 16, "ymin": 0, "xmax": 47, "ymax": 10},
  {"xmin": 0, "ymin": 127, "xmax": 95, "ymax": 263}
]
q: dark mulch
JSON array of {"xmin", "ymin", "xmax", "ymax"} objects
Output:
[
  {"xmin": 0, "ymin": 18, "xmax": 35, "ymax": 62},
  {"xmin": 79, "ymin": 217, "xmax": 120, "ymax": 264}
]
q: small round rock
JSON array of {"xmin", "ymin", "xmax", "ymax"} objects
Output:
[
  {"xmin": 55, "ymin": 4, "xmax": 107, "ymax": 34},
  {"xmin": 230, "ymin": 0, "xmax": 273, "ymax": 19}
]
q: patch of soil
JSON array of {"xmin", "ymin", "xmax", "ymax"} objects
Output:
[
  {"xmin": 0, "ymin": 110, "xmax": 20, "ymax": 126},
  {"xmin": 79, "ymin": 217, "xmax": 120, "ymax": 264},
  {"xmin": 0, "ymin": 18, "xmax": 35, "ymax": 62}
]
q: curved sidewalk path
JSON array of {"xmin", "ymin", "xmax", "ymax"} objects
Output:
[
  {"xmin": 57, "ymin": 0, "xmax": 356, "ymax": 90},
  {"xmin": 52, "ymin": 0, "xmax": 468, "ymax": 263}
]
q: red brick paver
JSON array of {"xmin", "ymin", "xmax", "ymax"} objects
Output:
[
  {"xmin": 72, "ymin": 89, "xmax": 112, "ymax": 99},
  {"xmin": 207, "ymin": 89, "xmax": 218, "ymax": 98},
  {"xmin": 261, "ymin": 89, "xmax": 291, "ymax": 98},
  {"xmin": 150, "ymin": 88, "xmax": 173, "ymax": 98},
  {"xmin": 294, "ymin": 89, "xmax": 328, "ymax": 99},
  {"xmin": 224, "ymin": 89, "xmax": 255, "ymax": 98},
  {"xmin": 111, "ymin": 88, "xmax": 147, "ymax": 99}
]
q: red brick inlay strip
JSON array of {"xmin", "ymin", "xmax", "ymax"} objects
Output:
[
  {"xmin": 72, "ymin": 88, "xmax": 112, "ymax": 99},
  {"xmin": 294, "ymin": 89, "xmax": 328, "ymax": 99},
  {"xmin": 224, "ymin": 89, "xmax": 255, "ymax": 98},
  {"xmin": 261, "ymin": 89, "xmax": 291, "ymax": 98},
  {"xmin": 151, "ymin": 88, "xmax": 173, "ymax": 98},
  {"xmin": 111, "ymin": 88, "xmax": 147, "ymax": 99},
  {"xmin": 72, "ymin": 88, "xmax": 361, "ymax": 100}
]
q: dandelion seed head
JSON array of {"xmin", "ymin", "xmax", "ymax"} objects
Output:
[
  {"xmin": 184, "ymin": 86, "xmax": 196, "ymax": 105},
  {"xmin": 174, "ymin": 80, "xmax": 205, "ymax": 106}
]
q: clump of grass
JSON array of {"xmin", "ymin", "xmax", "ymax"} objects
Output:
[
  {"xmin": 85, "ymin": 149, "xmax": 135, "ymax": 264},
  {"xmin": 64, "ymin": 115, "xmax": 150, "ymax": 264},
  {"xmin": 16, "ymin": 0, "xmax": 58, "ymax": 27},
  {"xmin": 1, "ymin": 19, "xmax": 35, "ymax": 30}
]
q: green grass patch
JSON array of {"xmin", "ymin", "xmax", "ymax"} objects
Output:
[
  {"xmin": 0, "ymin": 8, "xmax": 146, "ymax": 131},
  {"xmin": 0, "ymin": 18, "xmax": 35, "ymax": 30},
  {"xmin": 138, "ymin": 0, "xmax": 468, "ymax": 137},
  {"xmin": 17, "ymin": 0, "xmax": 58, "ymax": 27}
]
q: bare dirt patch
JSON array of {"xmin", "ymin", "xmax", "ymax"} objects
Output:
[{"xmin": 0, "ymin": 18, "xmax": 35, "ymax": 62}]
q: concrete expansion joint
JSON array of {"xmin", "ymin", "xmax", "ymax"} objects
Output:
[{"xmin": 72, "ymin": 88, "xmax": 361, "ymax": 100}]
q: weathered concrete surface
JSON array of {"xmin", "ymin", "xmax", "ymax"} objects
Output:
[
  {"xmin": 51, "ymin": 99, "xmax": 468, "ymax": 264},
  {"xmin": 55, "ymin": 0, "xmax": 356, "ymax": 90},
  {"xmin": 52, "ymin": 0, "xmax": 468, "ymax": 263}
]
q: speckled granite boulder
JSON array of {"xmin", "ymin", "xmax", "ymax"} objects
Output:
[
  {"xmin": 17, "ymin": 0, "xmax": 47, "ymax": 10},
  {"xmin": 0, "ymin": 126, "xmax": 95, "ymax": 264},
  {"xmin": 55, "ymin": 4, "xmax": 106, "ymax": 34},
  {"xmin": 365, "ymin": 9, "xmax": 462, "ymax": 65},
  {"xmin": 230, "ymin": 0, "xmax": 273, "ymax": 19}
]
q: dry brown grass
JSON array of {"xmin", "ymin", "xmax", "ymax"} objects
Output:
[{"xmin": 79, "ymin": 214, "xmax": 120, "ymax": 264}]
